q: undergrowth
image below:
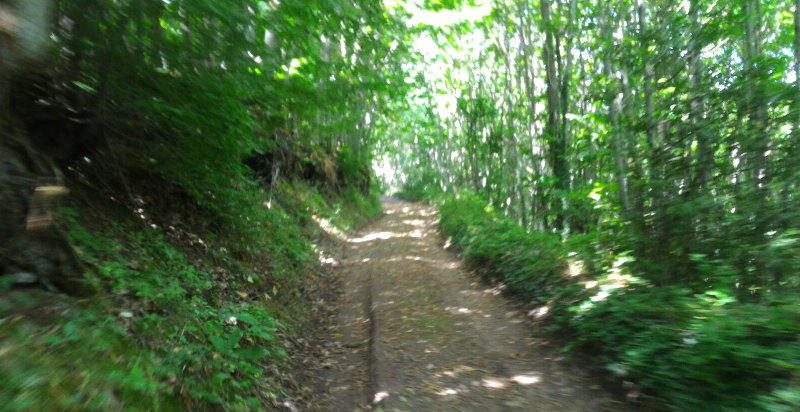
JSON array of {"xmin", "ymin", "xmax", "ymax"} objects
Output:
[
  {"xmin": 0, "ymin": 0, "xmax": 390, "ymax": 409},
  {"xmin": 438, "ymin": 194, "xmax": 800, "ymax": 412},
  {"xmin": 0, "ymin": 180, "xmax": 380, "ymax": 411}
]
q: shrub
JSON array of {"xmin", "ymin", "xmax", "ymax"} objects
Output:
[{"xmin": 437, "ymin": 193, "xmax": 800, "ymax": 412}]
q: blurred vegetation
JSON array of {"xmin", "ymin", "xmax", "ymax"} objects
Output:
[
  {"xmin": 2, "ymin": 181, "xmax": 381, "ymax": 410},
  {"xmin": 380, "ymin": 0, "xmax": 800, "ymax": 410},
  {"xmin": 1, "ymin": 0, "xmax": 400, "ymax": 410},
  {"xmin": 2, "ymin": 0, "xmax": 799, "ymax": 410},
  {"xmin": 437, "ymin": 194, "xmax": 800, "ymax": 411}
]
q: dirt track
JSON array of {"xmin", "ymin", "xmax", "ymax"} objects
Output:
[{"xmin": 305, "ymin": 198, "xmax": 627, "ymax": 411}]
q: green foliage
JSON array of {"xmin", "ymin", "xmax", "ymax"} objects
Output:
[
  {"xmin": 375, "ymin": 1, "xmax": 800, "ymax": 409},
  {"xmin": 280, "ymin": 180, "xmax": 382, "ymax": 233},
  {"xmin": 439, "ymin": 195, "xmax": 565, "ymax": 300},
  {"xmin": 41, "ymin": 0, "xmax": 409, "ymax": 239},
  {"xmin": 0, "ymin": 309, "xmax": 178, "ymax": 412},
  {"xmin": 5, "ymin": 0, "xmax": 396, "ymax": 409},
  {"xmin": 1, "ymin": 175, "xmax": 381, "ymax": 410},
  {"xmin": 422, "ymin": 0, "xmax": 464, "ymax": 11},
  {"xmin": 438, "ymin": 194, "xmax": 800, "ymax": 412},
  {"xmin": 4, "ymin": 0, "xmax": 798, "ymax": 409},
  {"xmin": 393, "ymin": 177, "xmax": 443, "ymax": 202},
  {"xmin": 5, "ymin": 214, "xmax": 285, "ymax": 409}
]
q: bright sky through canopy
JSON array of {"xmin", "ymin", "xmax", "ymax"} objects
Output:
[{"xmin": 384, "ymin": 0, "xmax": 493, "ymax": 27}]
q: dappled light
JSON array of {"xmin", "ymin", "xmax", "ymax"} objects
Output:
[
  {"xmin": 511, "ymin": 374, "xmax": 541, "ymax": 385},
  {"xmin": 481, "ymin": 378, "xmax": 506, "ymax": 389},
  {"xmin": 347, "ymin": 229, "xmax": 425, "ymax": 243},
  {"xmin": 437, "ymin": 387, "xmax": 459, "ymax": 396},
  {"xmin": 317, "ymin": 251, "xmax": 338, "ymax": 267},
  {"xmin": 2, "ymin": 0, "xmax": 797, "ymax": 409},
  {"xmin": 446, "ymin": 306, "xmax": 476, "ymax": 314},
  {"xmin": 374, "ymin": 0, "xmax": 800, "ymax": 408},
  {"xmin": 529, "ymin": 306, "xmax": 550, "ymax": 319},
  {"xmin": 312, "ymin": 215, "xmax": 347, "ymax": 240},
  {"xmin": 348, "ymin": 231, "xmax": 396, "ymax": 243},
  {"xmin": 341, "ymin": 200, "xmax": 621, "ymax": 411},
  {"xmin": 373, "ymin": 391, "xmax": 390, "ymax": 404},
  {"xmin": 566, "ymin": 258, "xmax": 585, "ymax": 277}
]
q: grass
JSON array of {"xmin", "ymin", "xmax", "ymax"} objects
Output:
[{"xmin": 0, "ymin": 179, "xmax": 382, "ymax": 411}]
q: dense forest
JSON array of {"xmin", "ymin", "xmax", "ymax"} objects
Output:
[
  {"xmin": 386, "ymin": 0, "xmax": 800, "ymax": 410},
  {"xmin": 0, "ymin": 0, "xmax": 798, "ymax": 411},
  {"xmin": 1, "ymin": 0, "xmax": 401, "ymax": 410}
]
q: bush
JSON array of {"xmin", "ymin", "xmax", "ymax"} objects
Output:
[{"xmin": 437, "ymin": 193, "xmax": 800, "ymax": 412}]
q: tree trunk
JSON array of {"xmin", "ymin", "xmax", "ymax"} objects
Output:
[
  {"xmin": 793, "ymin": 0, "xmax": 800, "ymax": 149},
  {"xmin": 600, "ymin": 9, "xmax": 630, "ymax": 214},
  {"xmin": 539, "ymin": 0, "xmax": 568, "ymax": 232}
]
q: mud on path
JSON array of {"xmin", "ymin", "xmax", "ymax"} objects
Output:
[{"xmin": 302, "ymin": 198, "xmax": 628, "ymax": 411}]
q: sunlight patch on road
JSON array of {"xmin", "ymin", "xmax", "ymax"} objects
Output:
[
  {"xmin": 387, "ymin": 255, "xmax": 424, "ymax": 262},
  {"xmin": 349, "ymin": 231, "xmax": 394, "ymax": 242},
  {"xmin": 445, "ymin": 306, "xmax": 478, "ymax": 315},
  {"xmin": 318, "ymin": 251, "xmax": 338, "ymax": 266},
  {"xmin": 415, "ymin": 208, "xmax": 438, "ymax": 217},
  {"xmin": 437, "ymin": 388, "xmax": 459, "ymax": 396},
  {"xmin": 348, "ymin": 229, "xmax": 424, "ymax": 243},
  {"xmin": 383, "ymin": 256, "xmax": 457, "ymax": 270},
  {"xmin": 470, "ymin": 374, "xmax": 541, "ymax": 389},
  {"xmin": 482, "ymin": 378, "xmax": 507, "ymax": 389},
  {"xmin": 402, "ymin": 219, "xmax": 427, "ymax": 227},
  {"xmin": 431, "ymin": 365, "xmax": 543, "ymax": 392},
  {"xmin": 373, "ymin": 391, "xmax": 390, "ymax": 404},
  {"xmin": 511, "ymin": 374, "xmax": 541, "ymax": 385}
]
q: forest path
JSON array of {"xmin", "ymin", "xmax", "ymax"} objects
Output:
[{"xmin": 307, "ymin": 198, "xmax": 626, "ymax": 411}]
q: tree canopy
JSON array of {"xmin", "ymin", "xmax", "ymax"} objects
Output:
[
  {"xmin": 377, "ymin": 0, "xmax": 800, "ymax": 409},
  {"xmin": 1, "ymin": 0, "xmax": 799, "ymax": 410}
]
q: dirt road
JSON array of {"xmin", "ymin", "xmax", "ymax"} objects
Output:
[{"xmin": 305, "ymin": 198, "xmax": 626, "ymax": 411}]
